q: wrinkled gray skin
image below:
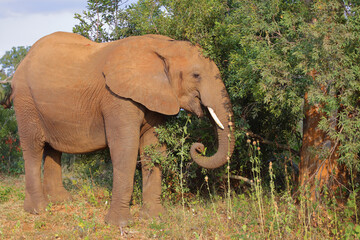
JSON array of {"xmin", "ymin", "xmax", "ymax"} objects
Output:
[{"xmin": 11, "ymin": 32, "xmax": 235, "ymax": 227}]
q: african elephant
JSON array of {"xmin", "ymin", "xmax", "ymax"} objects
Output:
[{"xmin": 10, "ymin": 32, "xmax": 235, "ymax": 227}]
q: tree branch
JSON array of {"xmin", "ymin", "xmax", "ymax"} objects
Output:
[
  {"xmin": 0, "ymin": 76, "xmax": 12, "ymax": 84},
  {"xmin": 223, "ymin": 174, "xmax": 254, "ymax": 186},
  {"xmin": 246, "ymin": 130, "xmax": 300, "ymax": 156}
]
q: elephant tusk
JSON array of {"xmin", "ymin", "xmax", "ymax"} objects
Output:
[{"xmin": 207, "ymin": 107, "xmax": 224, "ymax": 130}]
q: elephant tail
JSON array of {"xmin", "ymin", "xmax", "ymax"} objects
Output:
[{"xmin": 0, "ymin": 88, "xmax": 12, "ymax": 109}]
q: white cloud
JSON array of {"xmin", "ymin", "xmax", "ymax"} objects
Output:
[
  {"xmin": 0, "ymin": 0, "xmax": 85, "ymax": 18},
  {"xmin": 0, "ymin": 11, "xmax": 79, "ymax": 57},
  {"xmin": 0, "ymin": 0, "xmax": 138, "ymax": 58}
]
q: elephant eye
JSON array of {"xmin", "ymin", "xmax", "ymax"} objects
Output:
[{"xmin": 193, "ymin": 73, "xmax": 200, "ymax": 79}]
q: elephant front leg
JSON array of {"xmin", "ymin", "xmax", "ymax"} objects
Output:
[
  {"xmin": 43, "ymin": 145, "xmax": 71, "ymax": 203},
  {"xmin": 140, "ymin": 127, "xmax": 166, "ymax": 218},
  {"xmin": 105, "ymin": 135, "xmax": 140, "ymax": 227},
  {"xmin": 104, "ymin": 116, "xmax": 142, "ymax": 227}
]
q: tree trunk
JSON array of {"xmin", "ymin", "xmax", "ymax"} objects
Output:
[{"xmin": 298, "ymin": 92, "xmax": 347, "ymax": 200}]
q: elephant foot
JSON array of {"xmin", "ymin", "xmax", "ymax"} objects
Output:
[
  {"xmin": 24, "ymin": 193, "xmax": 49, "ymax": 214},
  {"xmin": 105, "ymin": 209, "xmax": 133, "ymax": 227},
  {"xmin": 140, "ymin": 203, "xmax": 165, "ymax": 219},
  {"xmin": 44, "ymin": 187, "xmax": 72, "ymax": 203}
]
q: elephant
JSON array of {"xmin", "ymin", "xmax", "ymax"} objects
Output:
[{"xmin": 9, "ymin": 32, "xmax": 235, "ymax": 227}]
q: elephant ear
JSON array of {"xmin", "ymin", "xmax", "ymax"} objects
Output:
[{"xmin": 103, "ymin": 43, "xmax": 180, "ymax": 115}]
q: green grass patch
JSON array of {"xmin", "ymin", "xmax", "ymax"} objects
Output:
[{"xmin": 0, "ymin": 185, "xmax": 12, "ymax": 203}]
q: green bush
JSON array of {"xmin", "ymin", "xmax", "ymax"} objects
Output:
[{"xmin": 0, "ymin": 107, "xmax": 23, "ymax": 174}]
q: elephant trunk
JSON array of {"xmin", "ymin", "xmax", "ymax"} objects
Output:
[{"xmin": 190, "ymin": 86, "xmax": 235, "ymax": 169}]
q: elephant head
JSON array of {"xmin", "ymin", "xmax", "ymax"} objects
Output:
[{"xmin": 103, "ymin": 35, "xmax": 235, "ymax": 169}]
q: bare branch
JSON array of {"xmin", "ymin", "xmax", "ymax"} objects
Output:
[
  {"xmin": 223, "ymin": 174, "xmax": 254, "ymax": 186},
  {"xmin": 246, "ymin": 130, "xmax": 300, "ymax": 156},
  {"xmin": 0, "ymin": 76, "xmax": 12, "ymax": 84}
]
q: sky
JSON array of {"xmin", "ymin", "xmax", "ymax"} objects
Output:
[{"xmin": 0, "ymin": 0, "xmax": 137, "ymax": 57}]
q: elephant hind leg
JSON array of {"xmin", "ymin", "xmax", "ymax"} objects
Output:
[
  {"xmin": 43, "ymin": 144, "xmax": 72, "ymax": 203},
  {"xmin": 23, "ymin": 146, "xmax": 49, "ymax": 214},
  {"xmin": 15, "ymin": 102, "xmax": 48, "ymax": 214}
]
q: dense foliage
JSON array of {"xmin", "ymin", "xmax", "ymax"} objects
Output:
[
  {"xmin": 73, "ymin": 0, "xmax": 133, "ymax": 42},
  {"xmin": 0, "ymin": 47, "xmax": 29, "ymax": 174}
]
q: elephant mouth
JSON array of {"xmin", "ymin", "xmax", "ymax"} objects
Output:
[
  {"xmin": 186, "ymin": 95, "xmax": 203, "ymax": 118},
  {"xmin": 193, "ymin": 102, "xmax": 225, "ymax": 130},
  {"xmin": 187, "ymin": 95, "xmax": 225, "ymax": 130}
]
